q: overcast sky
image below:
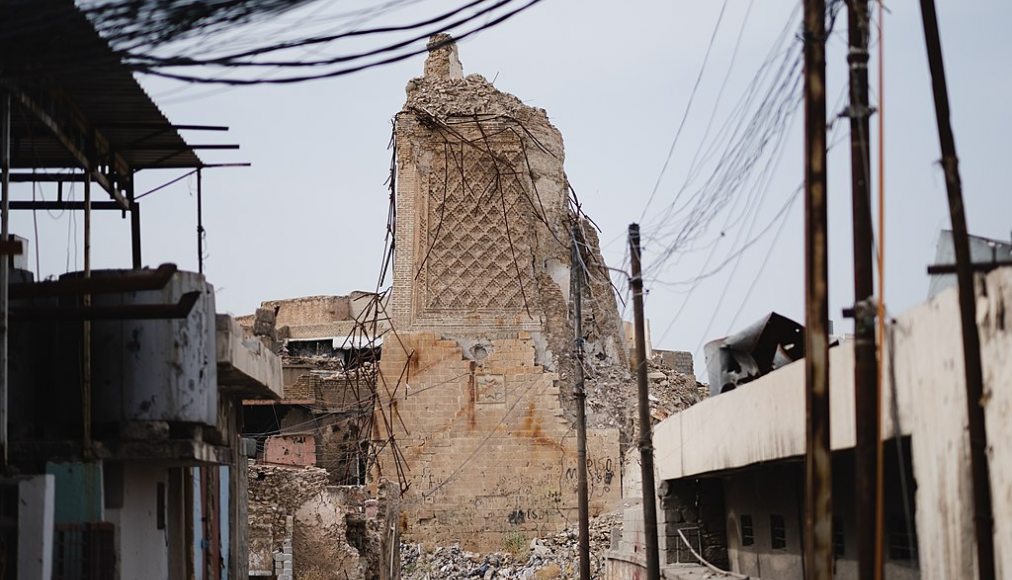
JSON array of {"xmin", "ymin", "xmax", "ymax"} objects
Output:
[{"xmin": 11, "ymin": 0, "xmax": 1012, "ymax": 375}]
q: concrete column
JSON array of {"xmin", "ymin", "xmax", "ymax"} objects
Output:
[{"xmin": 18, "ymin": 474, "xmax": 55, "ymax": 580}]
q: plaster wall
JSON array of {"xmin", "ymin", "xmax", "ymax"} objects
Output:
[
  {"xmin": 17, "ymin": 475, "xmax": 54, "ymax": 580},
  {"xmin": 106, "ymin": 463, "xmax": 169, "ymax": 580},
  {"xmin": 652, "ymin": 266, "xmax": 1012, "ymax": 580},
  {"xmin": 264, "ymin": 433, "xmax": 317, "ymax": 467}
]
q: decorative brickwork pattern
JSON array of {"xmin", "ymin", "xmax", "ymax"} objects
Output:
[{"xmin": 421, "ymin": 140, "xmax": 535, "ymax": 313}]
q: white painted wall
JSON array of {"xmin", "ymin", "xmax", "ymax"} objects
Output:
[
  {"xmin": 18, "ymin": 474, "xmax": 54, "ymax": 580},
  {"xmin": 106, "ymin": 464, "xmax": 169, "ymax": 580},
  {"xmin": 652, "ymin": 266, "xmax": 1012, "ymax": 580}
]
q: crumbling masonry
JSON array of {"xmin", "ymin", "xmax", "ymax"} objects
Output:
[{"xmin": 376, "ymin": 35, "xmax": 630, "ymax": 550}]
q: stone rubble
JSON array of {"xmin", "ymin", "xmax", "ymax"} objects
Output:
[
  {"xmin": 400, "ymin": 512, "xmax": 620, "ymax": 580},
  {"xmin": 583, "ymin": 354, "xmax": 708, "ymax": 439}
]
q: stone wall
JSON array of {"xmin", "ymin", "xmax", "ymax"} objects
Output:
[
  {"xmin": 654, "ymin": 350, "xmax": 696, "ymax": 377},
  {"xmin": 247, "ymin": 464, "xmax": 399, "ymax": 580}
]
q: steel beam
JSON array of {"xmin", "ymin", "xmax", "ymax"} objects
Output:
[
  {"xmin": 3, "ymin": 82, "xmax": 130, "ymax": 209},
  {"xmin": 10, "ymin": 263, "xmax": 177, "ymax": 299},
  {"xmin": 10, "ymin": 291, "xmax": 200, "ymax": 321},
  {"xmin": 9, "ymin": 201, "xmax": 122, "ymax": 211},
  {"xmin": 9, "ymin": 173, "xmax": 88, "ymax": 183}
]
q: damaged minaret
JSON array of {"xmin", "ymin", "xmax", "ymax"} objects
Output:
[{"xmin": 378, "ymin": 35, "xmax": 629, "ymax": 549}]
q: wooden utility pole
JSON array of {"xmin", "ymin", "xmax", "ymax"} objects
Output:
[
  {"xmin": 572, "ymin": 224, "xmax": 591, "ymax": 580},
  {"xmin": 846, "ymin": 1, "xmax": 881, "ymax": 578},
  {"xmin": 802, "ymin": 1, "xmax": 833, "ymax": 579},
  {"xmin": 629, "ymin": 223, "xmax": 660, "ymax": 580},
  {"xmin": 918, "ymin": 2, "xmax": 995, "ymax": 578}
]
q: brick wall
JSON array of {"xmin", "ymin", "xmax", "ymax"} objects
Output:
[
  {"xmin": 377, "ymin": 331, "xmax": 620, "ymax": 550},
  {"xmin": 378, "ymin": 37, "xmax": 629, "ymax": 551}
]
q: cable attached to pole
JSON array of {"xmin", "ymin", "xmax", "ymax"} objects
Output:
[
  {"xmin": 629, "ymin": 223, "xmax": 661, "ymax": 580},
  {"xmin": 571, "ymin": 224, "xmax": 591, "ymax": 580}
]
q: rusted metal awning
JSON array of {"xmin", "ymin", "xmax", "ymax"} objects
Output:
[{"xmin": 0, "ymin": 0, "xmax": 207, "ymax": 204}]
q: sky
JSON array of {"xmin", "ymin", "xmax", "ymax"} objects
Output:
[{"xmin": 10, "ymin": 0, "xmax": 1012, "ymax": 377}]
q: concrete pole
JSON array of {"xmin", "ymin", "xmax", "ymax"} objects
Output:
[
  {"xmin": 629, "ymin": 223, "xmax": 660, "ymax": 580},
  {"xmin": 846, "ymin": 2, "xmax": 882, "ymax": 579},
  {"xmin": 571, "ymin": 225, "xmax": 590, "ymax": 580},
  {"xmin": 918, "ymin": 2, "xmax": 994, "ymax": 578},
  {"xmin": 802, "ymin": 0, "xmax": 833, "ymax": 578}
]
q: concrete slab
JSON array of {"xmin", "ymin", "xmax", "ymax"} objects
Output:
[{"xmin": 216, "ymin": 314, "xmax": 283, "ymax": 399}]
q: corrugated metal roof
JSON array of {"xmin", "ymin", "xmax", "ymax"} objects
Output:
[{"xmin": 1, "ymin": 0, "xmax": 203, "ymax": 171}]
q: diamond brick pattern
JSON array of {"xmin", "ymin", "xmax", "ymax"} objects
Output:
[{"xmin": 421, "ymin": 141, "xmax": 536, "ymax": 311}]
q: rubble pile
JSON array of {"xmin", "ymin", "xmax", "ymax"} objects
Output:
[
  {"xmin": 643, "ymin": 357, "xmax": 710, "ymax": 422},
  {"xmin": 400, "ymin": 512, "xmax": 620, "ymax": 580},
  {"xmin": 583, "ymin": 355, "xmax": 707, "ymax": 435},
  {"xmin": 281, "ymin": 353, "xmax": 347, "ymax": 371}
]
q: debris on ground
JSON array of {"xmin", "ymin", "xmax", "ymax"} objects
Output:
[{"xmin": 400, "ymin": 512, "xmax": 620, "ymax": 580}]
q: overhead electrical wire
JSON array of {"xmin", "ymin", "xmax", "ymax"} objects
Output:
[
  {"xmin": 638, "ymin": 0, "xmax": 731, "ymax": 224},
  {"xmin": 2, "ymin": 0, "xmax": 545, "ymax": 86},
  {"xmin": 137, "ymin": 0, "xmax": 545, "ymax": 84},
  {"xmin": 641, "ymin": 1, "xmax": 847, "ymax": 352}
]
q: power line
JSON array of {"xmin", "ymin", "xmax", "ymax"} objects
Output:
[{"xmin": 639, "ymin": 0, "xmax": 731, "ymax": 223}]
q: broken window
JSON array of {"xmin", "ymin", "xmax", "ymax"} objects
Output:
[
  {"xmin": 833, "ymin": 517, "xmax": 845, "ymax": 557},
  {"xmin": 887, "ymin": 513, "xmax": 917, "ymax": 560},
  {"xmin": 740, "ymin": 514, "xmax": 755, "ymax": 546},
  {"xmin": 770, "ymin": 514, "xmax": 787, "ymax": 550}
]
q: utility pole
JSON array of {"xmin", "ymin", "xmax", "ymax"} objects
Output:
[
  {"xmin": 0, "ymin": 91, "xmax": 10, "ymax": 469},
  {"xmin": 802, "ymin": 1, "xmax": 833, "ymax": 579},
  {"xmin": 197, "ymin": 167, "xmax": 204, "ymax": 274},
  {"xmin": 629, "ymin": 223, "xmax": 660, "ymax": 580},
  {"xmin": 82, "ymin": 176, "xmax": 93, "ymax": 457},
  {"xmin": 846, "ymin": 1, "xmax": 881, "ymax": 579},
  {"xmin": 572, "ymin": 224, "xmax": 591, "ymax": 580},
  {"xmin": 918, "ymin": 2, "xmax": 995, "ymax": 579}
]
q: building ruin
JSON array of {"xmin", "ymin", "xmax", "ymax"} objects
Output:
[{"xmin": 375, "ymin": 35, "xmax": 633, "ymax": 550}]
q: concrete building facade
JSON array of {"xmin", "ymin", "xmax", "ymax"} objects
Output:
[{"xmin": 605, "ymin": 266, "xmax": 1012, "ymax": 580}]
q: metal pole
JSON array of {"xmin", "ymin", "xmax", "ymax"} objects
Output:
[
  {"xmin": 0, "ymin": 91, "xmax": 10, "ymax": 469},
  {"xmin": 130, "ymin": 184, "xmax": 142, "ymax": 269},
  {"xmin": 82, "ymin": 177, "xmax": 92, "ymax": 456},
  {"xmin": 847, "ymin": 2, "xmax": 881, "ymax": 579},
  {"xmin": 874, "ymin": 0, "xmax": 888, "ymax": 573},
  {"xmin": 918, "ymin": 3, "xmax": 994, "ymax": 578},
  {"xmin": 803, "ymin": 1, "xmax": 833, "ymax": 578},
  {"xmin": 197, "ymin": 168, "xmax": 204, "ymax": 274},
  {"xmin": 572, "ymin": 224, "xmax": 591, "ymax": 580},
  {"xmin": 629, "ymin": 223, "xmax": 660, "ymax": 580}
]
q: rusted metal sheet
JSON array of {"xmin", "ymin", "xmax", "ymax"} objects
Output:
[{"xmin": 703, "ymin": 312, "xmax": 806, "ymax": 396}]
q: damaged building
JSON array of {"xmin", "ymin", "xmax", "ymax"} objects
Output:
[
  {"xmin": 375, "ymin": 34, "xmax": 635, "ymax": 550},
  {"xmin": 606, "ymin": 266, "xmax": 1012, "ymax": 580},
  {"xmin": 0, "ymin": 4, "xmax": 284, "ymax": 578},
  {"xmin": 238, "ymin": 34, "xmax": 709, "ymax": 571},
  {"xmin": 239, "ymin": 293, "xmax": 401, "ymax": 579}
]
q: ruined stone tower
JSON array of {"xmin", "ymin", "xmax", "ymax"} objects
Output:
[{"xmin": 377, "ymin": 35, "xmax": 628, "ymax": 549}]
